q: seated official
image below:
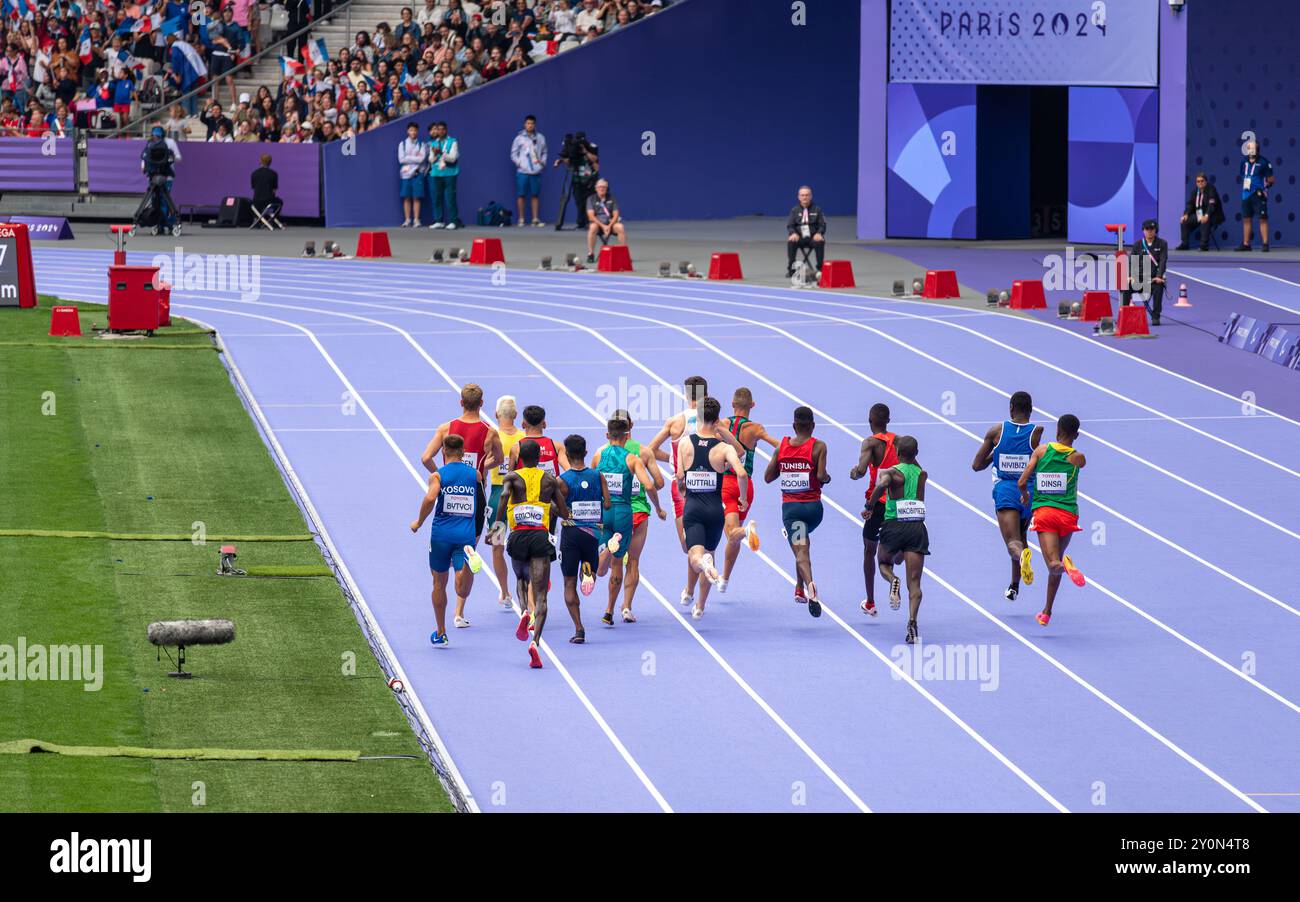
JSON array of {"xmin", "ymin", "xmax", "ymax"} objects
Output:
[
  {"xmin": 585, "ymin": 178, "xmax": 625, "ymax": 263},
  {"xmin": 786, "ymin": 186, "xmax": 826, "ymax": 276},
  {"xmin": 250, "ymin": 153, "xmax": 283, "ymax": 224},
  {"xmin": 1120, "ymin": 218, "xmax": 1169, "ymax": 326},
  {"xmin": 1176, "ymin": 172, "xmax": 1224, "ymax": 251}
]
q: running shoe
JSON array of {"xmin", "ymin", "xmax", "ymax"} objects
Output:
[
  {"xmin": 429, "ymin": 222, "xmax": 445, "ymax": 229},
  {"xmin": 691, "ymin": 603, "xmax": 705, "ymax": 620},
  {"xmin": 569, "ymin": 631, "xmax": 585, "ymax": 644},
  {"xmin": 1063, "ymin": 554, "xmax": 1086, "ymax": 587},
  {"xmin": 621, "ymin": 608, "xmax": 637, "ymax": 623},
  {"xmin": 745, "ymin": 521, "xmax": 760, "ymax": 552},
  {"xmin": 794, "ymin": 586, "xmax": 807, "ymax": 604},
  {"xmin": 401, "ymin": 218, "xmax": 411, "ymax": 228},
  {"xmin": 600, "ymin": 611, "xmax": 614, "ymax": 627},
  {"xmin": 499, "ymin": 593, "xmax": 514, "ymax": 610},
  {"xmin": 429, "ymin": 630, "xmax": 448, "ymax": 648},
  {"xmin": 464, "ymin": 544, "xmax": 483, "ymax": 573},
  {"xmin": 888, "ymin": 576, "xmax": 902, "ymax": 611},
  {"xmin": 807, "ymin": 586, "xmax": 822, "ymax": 619},
  {"xmin": 1019, "ymin": 547, "xmax": 1034, "ymax": 586},
  {"xmin": 1035, "ymin": 611, "xmax": 1051, "ymax": 627},
  {"xmin": 860, "ymin": 598, "xmax": 878, "ymax": 617},
  {"xmin": 905, "ymin": 620, "xmax": 918, "ymax": 645},
  {"xmin": 580, "ymin": 562, "xmax": 595, "ymax": 596},
  {"xmin": 445, "ymin": 223, "xmax": 459, "ymax": 231},
  {"xmin": 716, "ymin": 578, "xmax": 728, "ymax": 595},
  {"xmin": 528, "ymin": 642, "xmax": 543, "ymax": 668},
  {"xmin": 679, "ymin": 589, "xmax": 693, "ymax": 608},
  {"xmin": 454, "ymin": 615, "xmax": 471, "ymax": 629},
  {"xmin": 1005, "ymin": 584, "xmax": 1019, "ymax": 602},
  {"xmin": 515, "ymin": 612, "xmax": 531, "ymax": 642},
  {"xmin": 606, "ymin": 532, "xmax": 622, "ymax": 556},
  {"xmin": 533, "ymin": 220, "xmax": 546, "ymax": 228}
]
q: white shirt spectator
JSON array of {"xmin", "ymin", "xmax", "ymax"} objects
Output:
[
  {"xmin": 398, "ymin": 135, "xmax": 428, "ymax": 179},
  {"xmin": 511, "ymin": 128, "xmax": 547, "ymax": 175},
  {"xmin": 550, "ymin": 1, "xmax": 578, "ymax": 35},
  {"xmin": 575, "ymin": 2, "xmax": 604, "ymax": 33},
  {"xmin": 417, "ymin": 0, "xmax": 448, "ymax": 27}
]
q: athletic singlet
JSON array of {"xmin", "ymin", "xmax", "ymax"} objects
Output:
[
  {"xmin": 777, "ymin": 435, "xmax": 821, "ymax": 502},
  {"xmin": 724, "ymin": 414, "xmax": 756, "ymax": 477},
  {"xmin": 883, "ymin": 462, "xmax": 925, "ymax": 522},
  {"xmin": 866, "ymin": 431, "xmax": 898, "ymax": 500},
  {"xmin": 1031, "ymin": 443, "xmax": 1079, "ymax": 515},
  {"xmin": 447, "ymin": 417, "xmax": 491, "ymax": 477},
  {"xmin": 514, "ymin": 434, "xmax": 559, "ymax": 477},
  {"xmin": 493, "ymin": 426, "xmax": 523, "ymax": 486},
  {"xmin": 683, "ymin": 434, "xmax": 723, "ymax": 499},
  {"xmin": 506, "ymin": 466, "xmax": 550, "ymax": 530},
  {"xmin": 670, "ymin": 408, "xmax": 698, "ymax": 469},
  {"xmin": 626, "ymin": 438, "xmax": 650, "ymax": 514},
  {"xmin": 431, "ymin": 460, "xmax": 478, "ymax": 545},
  {"xmin": 992, "ymin": 420, "xmax": 1034, "ymax": 483},
  {"xmin": 559, "ymin": 467, "xmax": 604, "ymax": 528},
  {"xmin": 596, "ymin": 443, "xmax": 635, "ymax": 507}
]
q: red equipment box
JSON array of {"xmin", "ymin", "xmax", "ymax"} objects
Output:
[{"xmin": 107, "ymin": 265, "xmax": 162, "ymax": 333}]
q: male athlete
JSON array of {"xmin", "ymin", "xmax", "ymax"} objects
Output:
[
  {"xmin": 410, "ymin": 434, "xmax": 482, "ymax": 648},
  {"xmin": 676, "ymin": 397, "xmax": 747, "ymax": 619},
  {"xmin": 507, "ymin": 404, "xmax": 570, "ymax": 476},
  {"xmin": 557, "ymin": 434, "xmax": 610, "ymax": 644},
  {"xmin": 592, "ymin": 416, "xmax": 665, "ymax": 625},
  {"xmin": 848, "ymin": 403, "xmax": 897, "ymax": 617},
  {"xmin": 487, "ymin": 395, "xmax": 524, "ymax": 610},
  {"xmin": 717, "ymin": 387, "xmax": 776, "ymax": 592},
  {"xmin": 866, "ymin": 435, "xmax": 928, "ymax": 645},
  {"xmin": 1018, "ymin": 414, "xmax": 1087, "ymax": 627},
  {"xmin": 493, "ymin": 438, "xmax": 569, "ymax": 667},
  {"xmin": 420, "ymin": 383, "xmax": 500, "ymax": 625},
  {"xmin": 971, "ymin": 391, "xmax": 1043, "ymax": 601},
  {"xmin": 765, "ymin": 406, "xmax": 830, "ymax": 618},
  {"xmin": 610, "ymin": 408, "xmax": 666, "ymax": 618}
]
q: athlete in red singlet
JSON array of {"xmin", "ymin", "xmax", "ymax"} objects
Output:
[
  {"xmin": 848, "ymin": 403, "xmax": 897, "ymax": 617},
  {"xmin": 507, "ymin": 404, "xmax": 569, "ymax": 476},
  {"xmin": 765, "ymin": 406, "xmax": 829, "ymax": 617},
  {"xmin": 717, "ymin": 387, "xmax": 778, "ymax": 593}
]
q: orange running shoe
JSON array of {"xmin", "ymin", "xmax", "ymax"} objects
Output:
[
  {"xmin": 1035, "ymin": 611, "xmax": 1051, "ymax": 626},
  {"xmin": 1062, "ymin": 554, "xmax": 1085, "ymax": 587},
  {"xmin": 528, "ymin": 641, "xmax": 543, "ymax": 669}
]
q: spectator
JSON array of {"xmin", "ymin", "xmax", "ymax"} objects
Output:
[
  {"xmin": 0, "ymin": 45, "xmax": 30, "ymax": 115},
  {"xmin": 1176, "ymin": 172, "xmax": 1224, "ymax": 252},
  {"xmin": 481, "ymin": 46, "xmax": 507, "ymax": 80},
  {"xmin": 162, "ymin": 104, "xmax": 192, "ymax": 142},
  {"xmin": 511, "ymin": 113, "xmax": 547, "ymax": 226},
  {"xmin": 209, "ymin": 6, "xmax": 247, "ymax": 110},
  {"xmin": 786, "ymin": 185, "xmax": 826, "ymax": 277},
  {"xmin": 234, "ymin": 119, "xmax": 259, "ymax": 142},
  {"xmin": 251, "ymin": 152, "xmax": 283, "ymax": 222},
  {"xmin": 399, "ymin": 120, "xmax": 428, "ymax": 226},
  {"xmin": 417, "ymin": 0, "xmax": 446, "ymax": 28},
  {"xmin": 396, "ymin": 7, "xmax": 421, "ymax": 42},
  {"xmin": 208, "ymin": 120, "xmax": 234, "ymax": 142},
  {"xmin": 426, "ymin": 119, "xmax": 461, "ymax": 229},
  {"xmin": 1236, "ymin": 139, "xmax": 1275, "ymax": 253},
  {"xmin": 576, "ymin": 0, "xmax": 609, "ymax": 33},
  {"xmin": 585, "ymin": 178, "xmax": 625, "ymax": 263},
  {"xmin": 200, "ymin": 101, "xmax": 234, "ymax": 140},
  {"xmin": 551, "ymin": 0, "xmax": 578, "ymax": 37}
]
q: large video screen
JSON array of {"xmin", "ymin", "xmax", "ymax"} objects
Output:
[{"xmin": 889, "ymin": 0, "xmax": 1159, "ymax": 86}]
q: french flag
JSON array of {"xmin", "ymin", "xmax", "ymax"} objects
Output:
[
  {"xmin": 160, "ymin": 15, "xmax": 185, "ymax": 36},
  {"xmin": 300, "ymin": 38, "xmax": 327, "ymax": 68},
  {"xmin": 132, "ymin": 13, "xmax": 162, "ymax": 34},
  {"xmin": 173, "ymin": 37, "xmax": 208, "ymax": 81},
  {"xmin": 3, "ymin": 0, "xmax": 34, "ymax": 21},
  {"xmin": 78, "ymin": 26, "xmax": 93, "ymax": 64},
  {"xmin": 280, "ymin": 56, "xmax": 304, "ymax": 80}
]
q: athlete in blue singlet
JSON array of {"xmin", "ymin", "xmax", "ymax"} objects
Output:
[
  {"xmin": 592, "ymin": 416, "xmax": 662, "ymax": 625},
  {"xmin": 972, "ymin": 391, "xmax": 1044, "ymax": 601},
  {"xmin": 557, "ymin": 434, "xmax": 610, "ymax": 644},
  {"xmin": 411, "ymin": 433, "xmax": 482, "ymax": 647}
]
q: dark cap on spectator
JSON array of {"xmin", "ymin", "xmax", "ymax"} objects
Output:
[{"xmin": 1142, "ymin": 218, "xmax": 1158, "ymax": 231}]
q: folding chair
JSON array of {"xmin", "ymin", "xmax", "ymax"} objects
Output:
[{"xmin": 249, "ymin": 201, "xmax": 285, "ymax": 230}]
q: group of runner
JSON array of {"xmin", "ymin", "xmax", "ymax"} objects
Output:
[{"xmin": 410, "ymin": 380, "xmax": 1090, "ymax": 668}]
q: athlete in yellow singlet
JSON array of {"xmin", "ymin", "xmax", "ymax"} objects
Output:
[{"xmin": 489, "ymin": 395, "xmax": 524, "ymax": 609}]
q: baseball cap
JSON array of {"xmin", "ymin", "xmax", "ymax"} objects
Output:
[
  {"xmin": 239, "ymin": 92, "xmax": 250, "ymax": 104},
  {"xmin": 1142, "ymin": 218, "xmax": 1158, "ymax": 231}
]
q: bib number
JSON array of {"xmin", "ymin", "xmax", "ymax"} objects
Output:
[
  {"xmin": 570, "ymin": 500, "xmax": 601, "ymax": 523},
  {"xmin": 511, "ymin": 503, "xmax": 545, "ymax": 528},
  {"xmin": 441, "ymin": 492, "xmax": 474, "ymax": 517},
  {"xmin": 685, "ymin": 469, "xmax": 718, "ymax": 493},
  {"xmin": 602, "ymin": 472, "xmax": 625, "ymax": 495},
  {"xmin": 894, "ymin": 499, "xmax": 926, "ymax": 521},
  {"xmin": 1036, "ymin": 472, "xmax": 1067, "ymax": 494},
  {"xmin": 630, "ymin": 475, "xmax": 642, "ymax": 496},
  {"xmin": 779, "ymin": 470, "xmax": 811, "ymax": 493},
  {"xmin": 998, "ymin": 453, "xmax": 1029, "ymax": 475},
  {"xmin": 539, "ymin": 460, "xmax": 556, "ymax": 477},
  {"xmin": 462, "ymin": 451, "xmax": 479, "ymax": 471}
]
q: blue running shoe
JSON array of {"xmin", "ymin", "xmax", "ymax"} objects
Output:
[{"xmin": 430, "ymin": 630, "xmax": 448, "ymax": 648}]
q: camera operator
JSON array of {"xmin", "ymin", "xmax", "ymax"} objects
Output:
[
  {"xmin": 138, "ymin": 125, "xmax": 179, "ymax": 231},
  {"xmin": 553, "ymin": 130, "xmax": 599, "ymax": 228}
]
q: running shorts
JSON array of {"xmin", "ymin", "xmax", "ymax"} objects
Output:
[
  {"xmin": 1030, "ymin": 505, "xmax": 1082, "ymax": 536},
  {"xmin": 992, "ymin": 480, "xmax": 1031, "ymax": 520},
  {"xmin": 632, "ymin": 511, "xmax": 650, "ymax": 531},
  {"xmin": 671, "ymin": 480, "xmax": 685, "ymax": 518},
  {"xmin": 559, "ymin": 525, "xmax": 602, "ymax": 578},
  {"xmin": 484, "ymin": 483, "xmax": 503, "ymax": 530},
  {"xmin": 878, "ymin": 520, "xmax": 930, "ymax": 556},
  {"xmin": 781, "ymin": 500, "xmax": 824, "ymax": 544},
  {"xmin": 683, "ymin": 497, "xmax": 724, "ymax": 552},
  {"xmin": 861, "ymin": 500, "xmax": 887, "ymax": 543},
  {"xmin": 428, "ymin": 538, "xmax": 468, "ymax": 574},
  {"xmin": 507, "ymin": 528, "xmax": 556, "ymax": 563},
  {"xmin": 721, "ymin": 474, "xmax": 754, "ymax": 522}
]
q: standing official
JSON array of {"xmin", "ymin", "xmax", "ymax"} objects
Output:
[
  {"xmin": 1120, "ymin": 218, "xmax": 1168, "ymax": 326},
  {"xmin": 1236, "ymin": 140, "xmax": 1275, "ymax": 253}
]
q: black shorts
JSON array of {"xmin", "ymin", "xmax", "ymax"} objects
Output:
[
  {"xmin": 683, "ymin": 495, "xmax": 724, "ymax": 552},
  {"xmin": 507, "ymin": 528, "xmax": 556, "ymax": 564},
  {"xmin": 879, "ymin": 519, "xmax": 930, "ymax": 556},
  {"xmin": 1241, "ymin": 192, "xmax": 1268, "ymax": 220},
  {"xmin": 559, "ymin": 525, "xmax": 601, "ymax": 578},
  {"xmin": 861, "ymin": 500, "xmax": 887, "ymax": 543},
  {"xmin": 210, "ymin": 54, "xmax": 235, "ymax": 77}
]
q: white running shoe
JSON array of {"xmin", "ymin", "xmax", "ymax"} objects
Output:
[
  {"xmin": 429, "ymin": 222, "xmax": 445, "ymax": 229},
  {"xmin": 454, "ymin": 615, "xmax": 471, "ymax": 628},
  {"xmin": 691, "ymin": 603, "xmax": 705, "ymax": 620},
  {"xmin": 715, "ymin": 578, "xmax": 728, "ymax": 594},
  {"xmin": 499, "ymin": 594, "xmax": 514, "ymax": 609},
  {"xmin": 412, "ymin": 219, "xmax": 421, "ymax": 228},
  {"xmin": 401, "ymin": 218, "xmax": 411, "ymax": 228},
  {"xmin": 679, "ymin": 589, "xmax": 693, "ymax": 608},
  {"xmin": 445, "ymin": 222, "xmax": 459, "ymax": 231}
]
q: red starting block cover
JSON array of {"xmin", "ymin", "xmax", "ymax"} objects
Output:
[
  {"xmin": 355, "ymin": 231, "xmax": 392, "ymax": 258},
  {"xmin": 469, "ymin": 237, "xmax": 505, "ymax": 265},
  {"xmin": 922, "ymin": 269, "xmax": 959, "ymax": 299},
  {"xmin": 49, "ymin": 305, "xmax": 81, "ymax": 336},
  {"xmin": 707, "ymin": 252, "xmax": 743, "ymax": 280},
  {"xmin": 1080, "ymin": 291, "xmax": 1113, "ymax": 322},
  {"xmin": 598, "ymin": 244, "xmax": 633, "ymax": 272},
  {"xmin": 818, "ymin": 260, "xmax": 855, "ymax": 289},
  {"xmin": 1009, "ymin": 279, "xmax": 1047, "ymax": 309},
  {"xmin": 1115, "ymin": 305, "xmax": 1150, "ymax": 337}
]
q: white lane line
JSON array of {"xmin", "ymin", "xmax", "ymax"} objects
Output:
[
  {"xmin": 1240, "ymin": 268, "xmax": 1300, "ymax": 295},
  {"xmin": 183, "ymin": 302, "xmax": 675, "ymax": 814},
  {"xmin": 1167, "ymin": 267, "xmax": 1300, "ymax": 318}
]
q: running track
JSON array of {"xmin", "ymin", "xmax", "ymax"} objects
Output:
[{"xmin": 33, "ymin": 248, "xmax": 1300, "ymax": 813}]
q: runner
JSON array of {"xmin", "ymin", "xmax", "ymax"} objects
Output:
[
  {"xmin": 487, "ymin": 395, "xmax": 524, "ymax": 610},
  {"xmin": 848, "ymin": 403, "xmax": 897, "ymax": 617},
  {"xmin": 410, "ymin": 434, "xmax": 482, "ymax": 648},
  {"xmin": 717, "ymin": 387, "xmax": 778, "ymax": 593},
  {"xmin": 764, "ymin": 406, "xmax": 829, "ymax": 618},
  {"xmin": 592, "ymin": 415, "xmax": 665, "ymax": 625},
  {"xmin": 557, "ymin": 434, "xmax": 610, "ymax": 644},
  {"xmin": 610, "ymin": 408, "xmax": 666, "ymax": 619},
  {"xmin": 971, "ymin": 391, "xmax": 1043, "ymax": 601},
  {"xmin": 675, "ymin": 396, "xmax": 747, "ymax": 620},
  {"xmin": 493, "ymin": 438, "xmax": 569, "ymax": 668},
  {"xmin": 419, "ymin": 383, "xmax": 501, "ymax": 627},
  {"xmin": 507, "ymin": 404, "xmax": 570, "ymax": 476},
  {"xmin": 1018, "ymin": 414, "xmax": 1088, "ymax": 627},
  {"xmin": 866, "ymin": 435, "xmax": 929, "ymax": 645}
]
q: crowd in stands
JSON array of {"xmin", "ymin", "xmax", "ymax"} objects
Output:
[{"xmin": 0, "ymin": 0, "xmax": 669, "ymax": 142}]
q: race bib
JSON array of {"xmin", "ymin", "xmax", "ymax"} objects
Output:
[
  {"xmin": 685, "ymin": 470, "xmax": 718, "ymax": 493},
  {"xmin": 1036, "ymin": 472, "xmax": 1067, "ymax": 494},
  {"xmin": 998, "ymin": 453, "xmax": 1029, "ymax": 475},
  {"xmin": 441, "ymin": 492, "xmax": 474, "ymax": 518},
  {"xmin": 570, "ymin": 499, "xmax": 601, "ymax": 523},
  {"xmin": 511, "ymin": 503, "xmax": 545, "ymax": 528},
  {"xmin": 630, "ymin": 475, "xmax": 642, "ymax": 495},
  {"xmin": 539, "ymin": 460, "xmax": 556, "ymax": 477},
  {"xmin": 498, "ymin": 458, "xmax": 510, "ymax": 477},
  {"xmin": 602, "ymin": 472, "xmax": 625, "ymax": 495},
  {"xmin": 780, "ymin": 470, "xmax": 811, "ymax": 492},
  {"xmin": 894, "ymin": 499, "xmax": 926, "ymax": 521},
  {"xmin": 462, "ymin": 451, "xmax": 479, "ymax": 471}
]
